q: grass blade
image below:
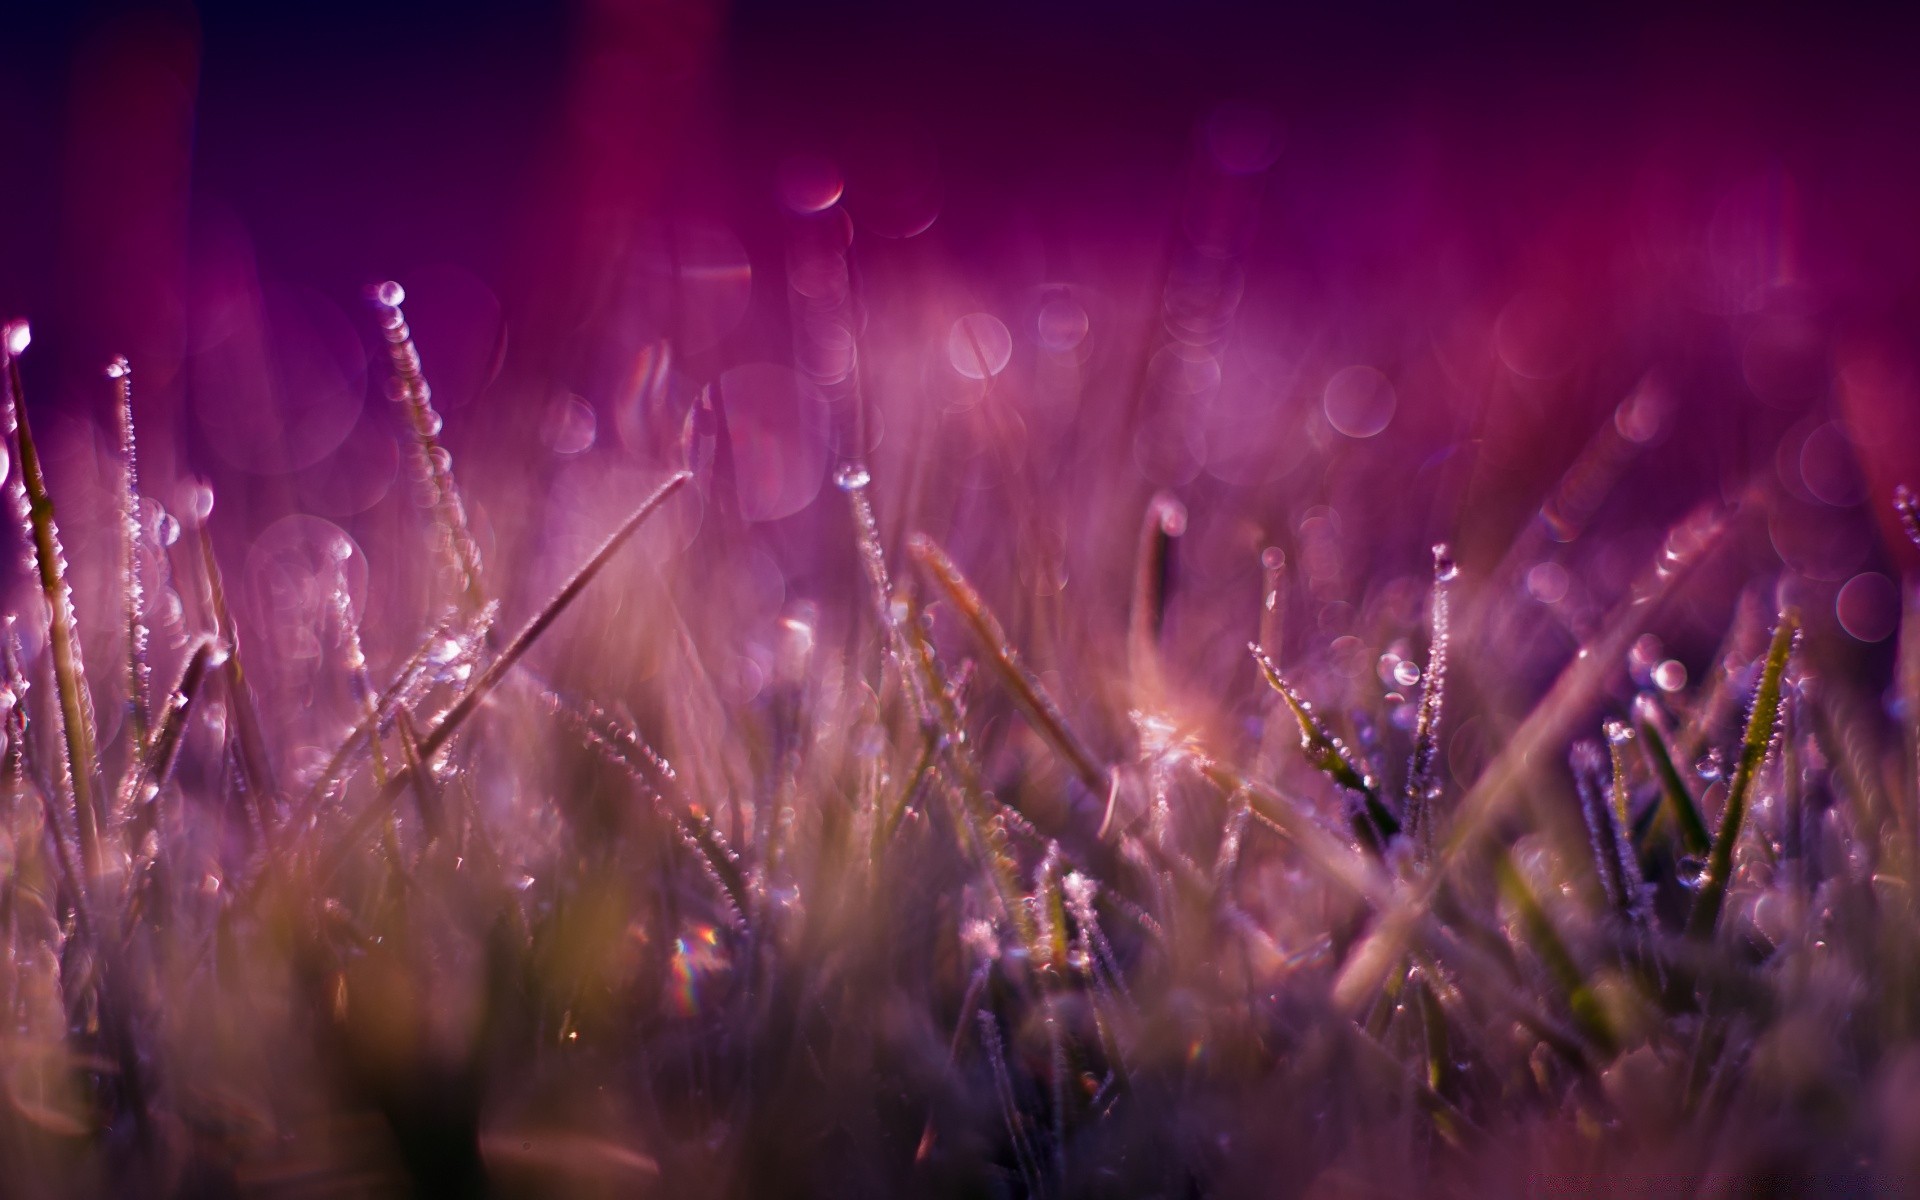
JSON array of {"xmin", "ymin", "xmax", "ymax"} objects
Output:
[
  {"xmin": 1633, "ymin": 696, "xmax": 1710, "ymax": 858},
  {"xmin": 196, "ymin": 519, "xmax": 279, "ymax": 824},
  {"xmin": 372, "ymin": 281, "xmax": 488, "ymax": 613},
  {"xmin": 1128, "ymin": 492, "xmax": 1185, "ymax": 696},
  {"xmin": 315, "ymin": 471, "xmax": 689, "ymax": 879},
  {"xmin": 1492, "ymin": 849, "xmax": 1617, "ymax": 1055},
  {"xmin": 1687, "ymin": 608, "xmax": 1799, "ymax": 938},
  {"xmin": 1403, "ymin": 544, "xmax": 1455, "ymax": 852},
  {"xmin": 908, "ymin": 532, "xmax": 1108, "ymax": 794},
  {"xmin": 118, "ymin": 637, "xmax": 224, "ymax": 831},
  {"xmin": 1249, "ymin": 643, "xmax": 1399, "ymax": 855},
  {"xmin": 4, "ymin": 324, "xmax": 104, "ymax": 885},
  {"xmin": 107, "ymin": 357, "xmax": 151, "ymax": 755}
]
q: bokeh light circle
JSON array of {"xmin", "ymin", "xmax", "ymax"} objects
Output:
[
  {"xmin": 1837, "ymin": 571, "xmax": 1898, "ymax": 643},
  {"xmin": 1322, "ymin": 365, "xmax": 1395, "ymax": 439},
  {"xmin": 948, "ymin": 313, "xmax": 1013, "ymax": 380}
]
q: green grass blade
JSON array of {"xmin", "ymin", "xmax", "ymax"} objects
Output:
[
  {"xmin": 1492, "ymin": 849, "xmax": 1617, "ymax": 1055},
  {"xmin": 1687, "ymin": 608, "xmax": 1799, "ymax": 938},
  {"xmin": 1249, "ymin": 642, "xmax": 1399, "ymax": 854},
  {"xmin": 1634, "ymin": 701, "xmax": 1710, "ymax": 858},
  {"xmin": 908, "ymin": 532, "xmax": 1108, "ymax": 795},
  {"xmin": 4, "ymin": 329, "xmax": 104, "ymax": 885}
]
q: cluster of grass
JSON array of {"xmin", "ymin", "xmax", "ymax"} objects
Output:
[{"xmin": 0, "ymin": 282, "xmax": 1912, "ymax": 1198}]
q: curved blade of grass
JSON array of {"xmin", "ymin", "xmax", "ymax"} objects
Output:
[
  {"xmin": 534, "ymin": 680, "xmax": 752, "ymax": 928},
  {"xmin": 315, "ymin": 471, "xmax": 689, "ymax": 881},
  {"xmin": 1249, "ymin": 643, "xmax": 1398, "ymax": 854},
  {"xmin": 1687, "ymin": 608, "xmax": 1799, "ymax": 938},
  {"xmin": 1128, "ymin": 492, "xmax": 1185, "ymax": 695},
  {"xmin": 4, "ymin": 332, "xmax": 104, "ymax": 885},
  {"xmin": 908, "ymin": 532, "xmax": 1109, "ymax": 796}
]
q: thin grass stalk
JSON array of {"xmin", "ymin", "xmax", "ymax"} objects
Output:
[
  {"xmin": 315, "ymin": 471, "xmax": 689, "ymax": 880},
  {"xmin": 118, "ymin": 637, "xmax": 223, "ymax": 832},
  {"xmin": 1688, "ymin": 608, "xmax": 1799, "ymax": 938},
  {"xmin": 196, "ymin": 521, "xmax": 278, "ymax": 820},
  {"xmin": 107, "ymin": 357, "xmax": 150, "ymax": 754},
  {"xmin": 1250, "ymin": 643, "xmax": 1399, "ymax": 854},
  {"xmin": 1634, "ymin": 697, "xmax": 1711, "ymax": 857},
  {"xmin": 1330, "ymin": 503, "xmax": 1729, "ymax": 1013},
  {"xmin": 3, "ymin": 327, "xmax": 104, "ymax": 886},
  {"xmin": 371, "ymin": 281, "xmax": 487, "ymax": 613},
  {"xmin": 1491, "ymin": 849, "xmax": 1618, "ymax": 1055},
  {"xmin": 908, "ymin": 532, "xmax": 1108, "ymax": 795},
  {"xmin": 1403, "ymin": 544, "xmax": 1455, "ymax": 853},
  {"xmin": 1128, "ymin": 492, "xmax": 1185, "ymax": 697}
]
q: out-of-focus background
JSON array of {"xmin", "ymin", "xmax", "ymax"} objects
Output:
[{"xmin": 5, "ymin": 0, "xmax": 1920, "ymax": 725}]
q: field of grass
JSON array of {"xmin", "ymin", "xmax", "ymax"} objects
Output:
[{"xmin": 0, "ymin": 237, "xmax": 1912, "ymax": 1200}]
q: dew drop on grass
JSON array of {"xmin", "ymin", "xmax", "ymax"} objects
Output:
[
  {"xmin": 1676, "ymin": 856, "xmax": 1706, "ymax": 889},
  {"xmin": 1392, "ymin": 660, "xmax": 1421, "ymax": 688},
  {"xmin": 374, "ymin": 280, "xmax": 406, "ymax": 307},
  {"xmin": 2, "ymin": 320, "xmax": 29, "ymax": 356},
  {"xmin": 834, "ymin": 462, "xmax": 871, "ymax": 491},
  {"xmin": 1603, "ymin": 719, "xmax": 1633, "ymax": 747},
  {"xmin": 1653, "ymin": 660, "xmax": 1687, "ymax": 691},
  {"xmin": 1696, "ymin": 750, "xmax": 1724, "ymax": 782},
  {"xmin": 1431, "ymin": 543, "xmax": 1458, "ymax": 582},
  {"xmin": 104, "ymin": 355, "xmax": 131, "ymax": 380}
]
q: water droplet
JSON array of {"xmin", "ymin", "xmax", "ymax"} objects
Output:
[
  {"xmin": 1525, "ymin": 561, "xmax": 1569, "ymax": 604},
  {"xmin": 154, "ymin": 512, "xmax": 181, "ymax": 547},
  {"xmin": 374, "ymin": 280, "xmax": 406, "ymax": 307},
  {"xmin": 1676, "ymin": 856, "xmax": 1706, "ymax": 889},
  {"xmin": 1431, "ymin": 543, "xmax": 1458, "ymax": 582},
  {"xmin": 421, "ymin": 411, "xmax": 444, "ymax": 437},
  {"xmin": 1260, "ymin": 546, "xmax": 1286, "ymax": 571},
  {"xmin": 541, "ymin": 396, "xmax": 596, "ymax": 455},
  {"xmin": 185, "ymin": 482, "xmax": 215, "ymax": 522},
  {"xmin": 1604, "ymin": 719, "xmax": 1633, "ymax": 746},
  {"xmin": 1323, "ymin": 364, "xmax": 1395, "ymax": 439},
  {"xmin": 3, "ymin": 320, "xmax": 30, "ymax": 356},
  {"xmin": 834, "ymin": 462, "xmax": 871, "ymax": 491},
  {"xmin": 776, "ymin": 154, "xmax": 845, "ymax": 214},
  {"xmin": 104, "ymin": 355, "xmax": 131, "ymax": 380},
  {"xmin": 1695, "ymin": 751, "xmax": 1724, "ymax": 782},
  {"xmin": 1653, "ymin": 659, "xmax": 1687, "ymax": 692},
  {"xmin": 1392, "ymin": 660, "xmax": 1421, "ymax": 688},
  {"xmin": 1037, "ymin": 295, "xmax": 1089, "ymax": 353}
]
